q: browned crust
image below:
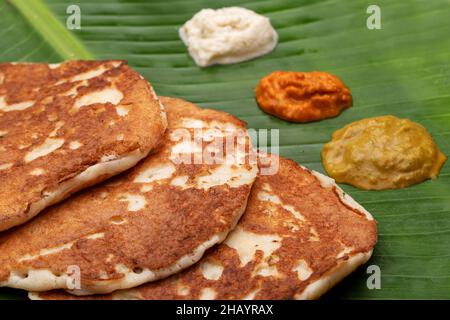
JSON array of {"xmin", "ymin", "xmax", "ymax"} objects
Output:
[
  {"xmin": 35, "ymin": 155, "xmax": 377, "ymax": 300},
  {"xmin": 0, "ymin": 97, "xmax": 255, "ymax": 292},
  {"xmin": 0, "ymin": 60, "xmax": 166, "ymax": 231},
  {"xmin": 161, "ymin": 96, "xmax": 246, "ymax": 129}
]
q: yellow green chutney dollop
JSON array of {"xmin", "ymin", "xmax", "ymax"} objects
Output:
[{"xmin": 321, "ymin": 115, "xmax": 447, "ymax": 190}]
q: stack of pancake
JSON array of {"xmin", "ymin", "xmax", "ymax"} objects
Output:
[{"xmin": 0, "ymin": 61, "xmax": 377, "ymax": 300}]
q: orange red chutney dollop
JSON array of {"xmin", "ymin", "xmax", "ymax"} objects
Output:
[{"xmin": 255, "ymin": 71, "xmax": 352, "ymax": 123}]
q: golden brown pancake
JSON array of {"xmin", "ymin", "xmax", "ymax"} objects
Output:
[
  {"xmin": 0, "ymin": 60, "xmax": 167, "ymax": 231},
  {"xmin": 31, "ymin": 154, "xmax": 377, "ymax": 300},
  {"xmin": 0, "ymin": 97, "xmax": 257, "ymax": 294}
]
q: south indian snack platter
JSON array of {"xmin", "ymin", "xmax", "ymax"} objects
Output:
[{"xmin": 0, "ymin": 2, "xmax": 448, "ymax": 300}]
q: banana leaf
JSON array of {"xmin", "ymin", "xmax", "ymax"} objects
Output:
[{"xmin": 0, "ymin": 0, "xmax": 449, "ymax": 299}]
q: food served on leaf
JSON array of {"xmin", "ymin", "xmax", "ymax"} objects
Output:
[
  {"xmin": 0, "ymin": 60, "xmax": 167, "ymax": 232},
  {"xmin": 0, "ymin": 97, "xmax": 257, "ymax": 295},
  {"xmin": 255, "ymin": 71, "xmax": 352, "ymax": 123},
  {"xmin": 179, "ymin": 7, "xmax": 278, "ymax": 67},
  {"xmin": 322, "ymin": 115, "xmax": 447, "ymax": 190},
  {"xmin": 30, "ymin": 155, "xmax": 377, "ymax": 300}
]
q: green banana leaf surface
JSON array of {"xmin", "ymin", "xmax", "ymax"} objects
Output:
[{"xmin": 0, "ymin": 0, "xmax": 449, "ymax": 299}]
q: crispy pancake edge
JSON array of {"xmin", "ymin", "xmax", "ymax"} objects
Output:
[
  {"xmin": 30, "ymin": 155, "xmax": 377, "ymax": 300},
  {"xmin": 0, "ymin": 97, "xmax": 257, "ymax": 294},
  {"xmin": 0, "ymin": 60, "xmax": 167, "ymax": 231}
]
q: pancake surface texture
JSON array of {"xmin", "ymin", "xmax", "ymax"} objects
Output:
[
  {"xmin": 0, "ymin": 60, "xmax": 167, "ymax": 231},
  {"xmin": 0, "ymin": 97, "xmax": 257, "ymax": 294},
  {"xmin": 31, "ymin": 155, "xmax": 377, "ymax": 300}
]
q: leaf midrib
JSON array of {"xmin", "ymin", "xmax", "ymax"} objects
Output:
[{"xmin": 10, "ymin": 0, "xmax": 94, "ymax": 60}]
